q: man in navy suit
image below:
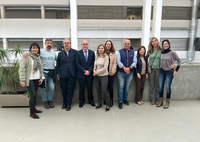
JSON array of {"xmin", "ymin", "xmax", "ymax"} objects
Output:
[
  {"xmin": 56, "ymin": 39, "xmax": 77, "ymax": 111},
  {"xmin": 76, "ymin": 40, "xmax": 96, "ymax": 108}
]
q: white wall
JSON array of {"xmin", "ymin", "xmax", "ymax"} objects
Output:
[
  {"xmin": 0, "ymin": 19, "xmax": 70, "ymax": 38},
  {"xmin": 0, "ymin": 0, "xmax": 69, "ymax": 5}
]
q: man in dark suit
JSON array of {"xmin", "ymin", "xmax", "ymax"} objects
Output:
[
  {"xmin": 56, "ymin": 39, "xmax": 77, "ymax": 111},
  {"xmin": 76, "ymin": 40, "xmax": 96, "ymax": 108}
]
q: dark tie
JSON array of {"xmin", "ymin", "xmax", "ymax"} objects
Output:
[{"xmin": 84, "ymin": 51, "xmax": 88, "ymax": 62}]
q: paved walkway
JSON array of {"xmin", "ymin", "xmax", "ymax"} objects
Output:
[{"xmin": 1, "ymin": 100, "xmax": 200, "ymax": 142}]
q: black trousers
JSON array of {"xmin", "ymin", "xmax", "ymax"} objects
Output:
[
  {"xmin": 108, "ymin": 75, "xmax": 115, "ymax": 100},
  {"xmin": 78, "ymin": 76, "xmax": 93, "ymax": 103},
  {"xmin": 135, "ymin": 74, "xmax": 146, "ymax": 102},
  {"xmin": 60, "ymin": 72, "xmax": 76, "ymax": 105},
  {"xmin": 27, "ymin": 79, "xmax": 39, "ymax": 113}
]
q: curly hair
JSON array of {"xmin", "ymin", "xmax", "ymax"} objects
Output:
[{"xmin": 148, "ymin": 37, "xmax": 162, "ymax": 54}]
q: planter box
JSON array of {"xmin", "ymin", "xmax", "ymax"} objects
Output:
[{"xmin": 0, "ymin": 94, "xmax": 29, "ymax": 107}]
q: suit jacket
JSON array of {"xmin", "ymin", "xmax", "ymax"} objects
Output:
[
  {"xmin": 56, "ymin": 48, "xmax": 77, "ymax": 78},
  {"xmin": 76, "ymin": 49, "xmax": 95, "ymax": 79}
]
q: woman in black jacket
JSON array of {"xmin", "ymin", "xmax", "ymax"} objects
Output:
[{"xmin": 135, "ymin": 46, "xmax": 148, "ymax": 105}]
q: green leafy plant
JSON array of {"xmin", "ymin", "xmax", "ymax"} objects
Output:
[{"xmin": 0, "ymin": 42, "xmax": 24, "ymax": 94}]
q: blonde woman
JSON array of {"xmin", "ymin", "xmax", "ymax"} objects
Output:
[{"xmin": 93, "ymin": 44, "xmax": 110, "ymax": 111}]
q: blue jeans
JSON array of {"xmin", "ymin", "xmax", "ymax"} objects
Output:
[
  {"xmin": 117, "ymin": 71, "xmax": 133, "ymax": 103},
  {"xmin": 40, "ymin": 72, "xmax": 55, "ymax": 102},
  {"xmin": 159, "ymin": 69, "xmax": 174, "ymax": 99}
]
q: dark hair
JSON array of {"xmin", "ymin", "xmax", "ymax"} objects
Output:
[
  {"xmin": 162, "ymin": 39, "xmax": 171, "ymax": 49},
  {"xmin": 29, "ymin": 42, "xmax": 41, "ymax": 55},
  {"xmin": 96, "ymin": 44, "xmax": 107, "ymax": 58},
  {"xmin": 105, "ymin": 40, "xmax": 115, "ymax": 53},
  {"xmin": 45, "ymin": 38, "xmax": 52, "ymax": 43},
  {"xmin": 137, "ymin": 46, "xmax": 146, "ymax": 58}
]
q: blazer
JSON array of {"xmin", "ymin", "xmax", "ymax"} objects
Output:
[
  {"xmin": 135, "ymin": 56, "xmax": 148, "ymax": 75},
  {"xmin": 76, "ymin": 49, "xmax": 95, "ymax": 79},
  {"xmin": 56, "ymin": 48, "xmax": 77, "ymax": 78},
  {"xmin": 108, "ymin": 52, "xmax": 117, "ymax": 74},
  {"xmin": 19, "ymin": 56, "xmax": 44, "ymax": 86}
]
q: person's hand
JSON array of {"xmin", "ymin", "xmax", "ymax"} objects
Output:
[
  {"xmin": 173, "ymin": 71, "xmax": 177, "ymax": 77},
  {"xmin": 137, "ymin": 73, "xmax": 141, "ymax": 79},
  {"xmin": 170, "ymin": 64, "xmax": 175, "ymax": 68},
  {"xmin": 84, "ymin": 70, "xmax": 90, "ymax": 76},
  {"xmin": 124, "ymin": 67, "xmax": 130, "ymax": 74},
  {"xmin": 57, "ymin": 75, "xmax": 60, "ymax": 80},
  {"xmin": 23, "ymin": 52, "xmax": 29, "ymax": 58},
  {"xmin": 146, "ymin": 74, "xmax": 148, "ymax": 79},
  {"xmin": 93, "ymin": 70, "xmax": 97, "ymax": 76},
  {"xmin": 109, "ymin": 73, "xmax": 114, "ymax": 76},
  {"xmin": 39, "ymin": 79, "xmax": 44, "ymax": 85},
  {"xmin": 20, "ymin": 81, "xmax": 25, "ymax": 87}
]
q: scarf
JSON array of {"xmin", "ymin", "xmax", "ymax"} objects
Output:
[
  {"xmin": 161, "ymin": 48, "xmax": 171, "ymax": 54},
  {"xmin": 29, "ymin": 52, "xmax": 42, "ymax": 74}
]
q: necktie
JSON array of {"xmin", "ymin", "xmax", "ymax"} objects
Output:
[{"xmin": 84, "ymin": 51, "xmax": 88, "ymax": 62}]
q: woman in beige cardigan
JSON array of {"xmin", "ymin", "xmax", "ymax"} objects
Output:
[
  {"xmin": 19, "ymin": 43, "xmax": 44, "ymax": 119},
  {"xmin": 105, "ymin": 40, "xmax": 117, "ymax": 107}
]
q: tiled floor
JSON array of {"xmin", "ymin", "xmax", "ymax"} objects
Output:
[{"xmin": 1, "ymin": 100, "xmax": 200, "ymax": 142}]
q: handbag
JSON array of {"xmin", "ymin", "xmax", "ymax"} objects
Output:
[{"xmin": 148, "ymin": 50, "xmax": 159, "ymax": 73}]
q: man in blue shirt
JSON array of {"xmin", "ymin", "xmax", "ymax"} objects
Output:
[{"xmin": 117, "ymin": 39, "xmax": 137, "ymax": 109}]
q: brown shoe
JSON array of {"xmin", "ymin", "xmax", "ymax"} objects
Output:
[
  {"xmin": 34, "ymin": 108, "xmax": 42, "ymax": 113},
  {"xmin": 137, "ymin": 101, "xmax": 142, "ymax": 105},
  {"xmin": 156, "ymin": 97, "xmax": 163, "ymax": 107},
  {"xmin": 44, "ymin": 101, "xmax": 50, "ymax": 109},
  {"xmin": 30, "ymin": 111, "xmax": 39, "ymax": 119},
  {"xmin": 164, "ymin": 99, "xmax": 170, "ymax": 109},
  {"xmin": 48, "ymin": 101, "xmax": 55, "ymax": 108},
  {"xmin": 151, "ymin": 101, "xmax": 155, "ymax": 105},
  {"xmin": 155, "ymin": 99, "xmax": 159, "ymax": 105}
]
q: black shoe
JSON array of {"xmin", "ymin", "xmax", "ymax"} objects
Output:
[
  {"xmin": 62, "ymin": 104, "xmax": 67, "ymax": 109},
  {"xmin": 123, "ymin": 100, "xmax": 129, "ymax": 106},
  {"xmin": 66, "ymin": 105, "xmax": 71, "ymax": 111},
  {"xmin": 110, "ymin": 99, "xmax": 113, "ymax": 107},
  {"xmin": 103, "ymin": 101, "xmax": 106, "ymax": 105},
  {"xmin": 105, "ymin": 105, "xmax": 110, "ymax": 111},
  {"xmin": 79, "ymin": 102, "xmax": 84, "ymax": 108},
  {"xmin": 95, "ymin": 103, "xmax": 102, "ymax": 109},
  {"xmin": 118, "ymin": 103, "xmax": 123, "ymax": 109},
  {"xmin": 89, "ymin": 102, "xmax": 96, "ymax": 107}
]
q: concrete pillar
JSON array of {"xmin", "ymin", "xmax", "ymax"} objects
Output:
[
  {"xmin": 70, "ymin": 0, "xmax": 78, "ymax": 50},
  {"xmin": 3, "ymin": 38, "xmax": 8, "ymax": 50},
  {"xmin": 43, "ymin": 38, "xmax": 46, "ymax": 49},
  {"xmin": 41, "ymin": 6, "xmax": 45, "ymax": 19},
  {"xmin": 141, "ymin": 0, "xmax": 152, "ymax": 51},
  {"xmin": 152, "ymin": 0, "xmax": 163, "ymax": 41},
  {"xmin": 1, "ymin": 6, "xmax": 5, "ymax": 19}
]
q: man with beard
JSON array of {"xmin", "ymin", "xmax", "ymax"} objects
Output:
[{"xmin": 23, "ymin": 39, "xmax": 57, "ymax": 109}]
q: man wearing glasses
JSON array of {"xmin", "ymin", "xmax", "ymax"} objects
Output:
[
  {"xmin": 76, "ymin": 40, "xmax": 96, "ymax": 108},
  {"xmin": 117, "ymin": 39, "xmax": 137, "ymax": 109},
  {"xmin": 56, "ymin": 39, "xmax": 77, "ymax": 111}
]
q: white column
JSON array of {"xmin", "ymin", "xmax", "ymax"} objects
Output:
[
  {"xmin": 41, "ymin": 6, "xmax": 45, "ymax": 19},
  {"xmin": 3, "ymin": 38, "xmax": 8, "ymax": 50},
  {"xmin": 70, "ymin": 0, "xmax": 78, "ymax": 50},
  {"xmin": 152, "ymin": 0, "xmax": 163, "ymax": 41},
  {"xmin": 43, "ymin": 38, "xmax": 46, "ymax": 49},
  {"xmin": 1, "ymin": 6, "xmax": 5, "ymax": 19},
  {"xmin": 141, "ymin": 0, "xmax": 152, "ymax": 51}
]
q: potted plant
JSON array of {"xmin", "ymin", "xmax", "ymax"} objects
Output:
[{"xmin": 0, "ymin": 42, "xmax": 29, "ymax": 106}]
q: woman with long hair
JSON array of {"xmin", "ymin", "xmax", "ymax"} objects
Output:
[
  {"xmin": 93, "ymin": 44, "xmax": 110, "ymax": 111},
  {"xmin": 135, "ymin": 46, "xmax": 148, "ymax": 105},
  {"xmin": 157, "ymin": 39, "xmax": 181, "ymax": 109},
  {"xmin": 19, "ymin": 43, "xmax": 44, "ymax": 119},
  {"xmin": 104, "ymin": 40, "xmax": 117, "ymax": 107},
  {"xmin": 146, "ymin": 37, "xmax": 162, "ymax": 105}
]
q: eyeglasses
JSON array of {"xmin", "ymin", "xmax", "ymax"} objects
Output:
[
  {"xmin": 82, "ymin": 44, "xmax": 88, "ymax": 46},
  {"xmin": 124, "ymin": 43, "xmax": 130, "ymax": 45},
  {"xmin": 64, "ymin": 42, "xmax": 70, "ymax": 44}
]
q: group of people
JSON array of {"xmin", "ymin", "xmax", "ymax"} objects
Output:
[{"xmin": 19, "ymin": 37, "xmax": 181, "ymax": 119}]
